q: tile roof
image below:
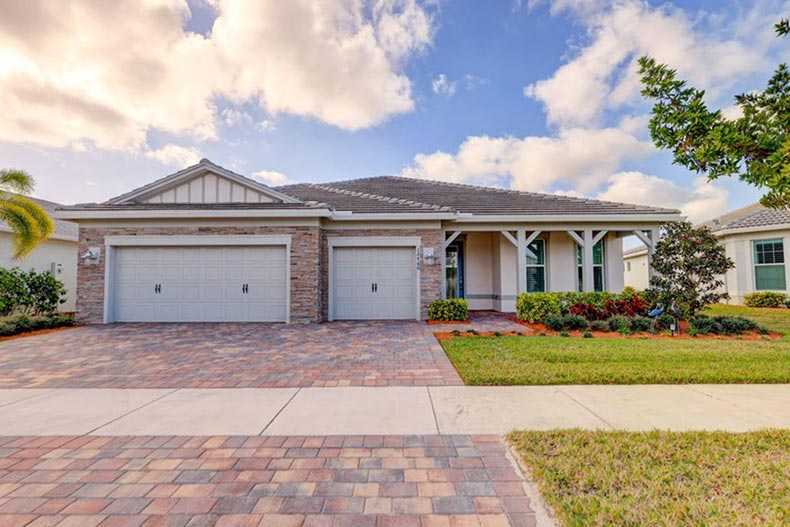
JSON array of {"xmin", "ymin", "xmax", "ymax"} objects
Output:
[
  {"xmin": 1, "ymin": 194, "xmax": 77, "ymax": 240},
  {"xmin": 281, "ymin": 176, "xmax": 679, "ymax": 216},
  {"xmin": 704, "ymin": 203, "xmax": 790, "ymax": 231}
]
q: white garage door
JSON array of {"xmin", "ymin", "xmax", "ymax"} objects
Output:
[
  {"xmin": 114, "ymin": 246, "xmax": 287, "ymax": 322},
  {"xmin": 333, "ymin": 247, "xmax": 417, "ymax": 320}
]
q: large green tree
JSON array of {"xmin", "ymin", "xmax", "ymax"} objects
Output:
[
  {"xmin": 0, "ymin": 169, "xmax": 55, "ymax": 259},
  {"xmin": 639, "ymin": 20, "xmax": 790, "ymax": 208}
]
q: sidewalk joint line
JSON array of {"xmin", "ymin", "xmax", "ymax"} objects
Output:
[
  {"xmin": 555, "ymin": 387, "xmax": 616, "ymax": 430},
  {"xmin": 682, "ymin": 385, "xmax": 782, "ymax": 426},
  {"xmin": 85, "ymin": 388, "xmax": 181, "ymax": 435},
  {"xmin": 0, "ymin": 389, "xmax": 57, "ymax": 409},
  {"xmin": 426, "ymin": 387, "xmax": 440, "ymax": 434},
  {"xmin": 259, "ymin": 387, "xmax": 301, "ymax": 435}
]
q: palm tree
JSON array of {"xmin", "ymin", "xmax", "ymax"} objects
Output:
[{"xmin": 0, "ymin": 168, "xmax": 55, "ymax": 259}]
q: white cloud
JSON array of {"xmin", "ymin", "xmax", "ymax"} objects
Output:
[
  {"xmin": 432, "ymin": 74, "xmax": 457, "ymax": 97},
  {"xmin": 596, "ymin": 171, "xmax": 729, "ymax": 223},
  {"xmin": 145, "ymin": 144, "xmax": 202, "ymax": 167},
  {"xmin": 252, "ymin": 169, "xmax": 290, "ymax": 186},
  {"xmin": 402, "ymin": 125, "xmax": 654, "ymax": 192},
  {"xmin": 524, "ymin": 1, "xmax": 774, "ymax": 127},
  {"xmin": 0, "ymin": 0, "xmax": 435, "ymax": 151},
  {"xmin": 220, "ymin": 108, "xmax": 254, "ymax": 127}
]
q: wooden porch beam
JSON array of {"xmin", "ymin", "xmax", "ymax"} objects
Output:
[
  {"xmin": 443, "ymin": 230, "xmax": 462, "ymax": 249},
  {"xmin": 500, "ymin": 230, "xmax": 518, "ymax": 247},
  {"xmin": 566, "ymin": 230, "xmax": 585, "ymax": 247}
]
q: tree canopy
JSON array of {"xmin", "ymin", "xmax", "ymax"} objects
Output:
[{"xmin": 639, "ymin": 19, "xmax": 790, "ymax": 208}]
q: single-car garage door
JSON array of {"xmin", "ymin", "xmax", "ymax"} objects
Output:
[
  {"xmin": 114, "ymin": 246, "xmax": 287, "ymax": 322},
  {"xmin": 332, "ymin": 247, "xmax": 417, "ymax": 320}
]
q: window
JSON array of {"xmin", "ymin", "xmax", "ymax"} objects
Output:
[
  {"xmin": 754, "ymin": 239, "xmax": 786, "ymax": 291},
  {"xmin": 577, "ymin": 240, "xmax": 605, "ymax": 292},
  {"xmin": 626, "ymin": 261, "xmax": 632, "ymax": 272},
  {"xmin": 526, "ymin": 239, "xmax": 546, "ymax": 292}
]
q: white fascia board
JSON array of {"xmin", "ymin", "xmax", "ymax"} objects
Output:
[
  {"xmin": 54, "ymin": 209, "xmax": 333, "ymax": 220},
  {"xmin": 328, "ymin": 212, "xmax": 458, "ymax": 221},
  {"xmin": 0, "ymin": 226, "xmax": 78, "ymax": 243},
  {"xmin": 450, "ymin": 213, "xmax": 682, "ymax": 223},
  {"xmin": 714, "ymin": 224, "xmax": 790, "ymax": 237}
]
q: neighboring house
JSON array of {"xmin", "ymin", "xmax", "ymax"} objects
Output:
[
  {"xmin": 704, "ymin": 203, "xmax": 790, "ymax": 304},
  {"xmin": 623, "ymin": 246, "xmax": 650, "ymax": 290},
  {"xmin": 1, "ymin": 195, "xmax": 78, "ymax": 312},
  {"xmin": 55, "ymin": 159, "xmax": 680, "ymax": 324}
]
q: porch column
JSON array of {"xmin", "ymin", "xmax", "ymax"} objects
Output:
[
  {"xmin": 582, "ymin": 229, "xmax": 594, "ymax": 292},
  {"xmin": 516, "ymin": 229, "xmax": 527, "ymax": 295}
]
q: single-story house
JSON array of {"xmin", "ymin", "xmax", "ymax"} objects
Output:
[
  {"xmin": 704, "ymin": 203, "xmax": 790, "ymax": 304},
  {"xmin": 1, "ymin": 195, "xmax": 78, "ymax": 312},
  {"xmin": 55, "ymin": 159, "xmax": 681, "ymax": 323},
  {"xmin": 622, "ymin": 202, "xmax": 790, "ymax": 304},
  {"xmin": 622, "ymin": 245, "xmax": 650, "ymax": 290}
]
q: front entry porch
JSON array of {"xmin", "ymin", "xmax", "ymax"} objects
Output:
[{"xmin": 440, "ymin": 225, "xmax": 661, "ymax": 312}]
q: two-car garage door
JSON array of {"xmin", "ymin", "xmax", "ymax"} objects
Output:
[{"xmin": 113, "ymin": 246, "xmax": 287, "ymax": 322}]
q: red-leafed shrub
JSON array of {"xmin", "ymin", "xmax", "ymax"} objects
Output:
[{"xmin": 570, "ymin": 294, "xmax": 648, "ymax": 321}]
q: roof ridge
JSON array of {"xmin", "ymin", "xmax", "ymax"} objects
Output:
[{"xmin": 305, "ymin": 183, "xmax": 455, "ymax": 212}]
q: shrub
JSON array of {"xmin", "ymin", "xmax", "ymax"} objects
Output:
[
  {"xmin": 607, "ymin": 315, "xmax": 631, "ymax": 332},
  {"xmin": 562, "ymin": 314, "xmax": 590, "ymax": 331},
  {"xmin": 656, "ymin": 313, "xmax": 676, "ymax": 330},
  {"xmin": 544, "ymin": 314, "xmax": 565, "ymax": 331},
  {"xmin": 689, "ymin": 315, "xmax": 765, "ymax": 335},
  {"xmin": 0, "ymin": 313, "xmax": 75, "ymax": 337},
  {"xmin": 589, "ymin": 320, "xmax": 610, "ymax": 332},
  {"xmin": 744, "ymin": 291, "xmax": 787, "ymax": 308},
  {"xmin": 516, "ymin": 293, "xmax": 561, "ymax": 323},
  {"xmin": 0, "ymin": 267, "xmax": 67, "ymax": 316},
  {"xmin": 428, "ymin": 298, "xmax": 469, "ymax": 321},
  {"xmin": 630, "ymin": 316, "xmax": 652, "ymax": 332},
  {"xmin": 582, "ymin": 331, "xmax": 594, "ymax": 338}
]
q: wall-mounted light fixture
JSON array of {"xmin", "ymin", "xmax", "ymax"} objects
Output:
[
  {"xmin": 422, "ymin": 247, "xmax": 436, "ymax": 265},
  {"xmin": 81, "ymin": 247, "xmax": 101, "ymax": 264}
]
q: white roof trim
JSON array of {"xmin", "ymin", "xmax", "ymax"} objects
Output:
[
  {"xmin": 714, "ymin": 223, "xmax": 790, "ymax": 236},
  {"xmin": 0, "ymin": 225, "xmax": 78, "ymax": 243},
  {"xmin": 106, "ymin": 160, "xmax": 302, "ymax": 205},
  {"xmin": 451, "ymin": 213, "xmax": 683, "ymax": 223},
  {"xmin": 55, "ymin": 209, "xmax": 333, "ymax": 220}
]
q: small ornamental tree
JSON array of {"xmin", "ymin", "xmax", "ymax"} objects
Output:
[{"xmin": 649, "ymin": 221, "xmax": 734, "ymax": 317}]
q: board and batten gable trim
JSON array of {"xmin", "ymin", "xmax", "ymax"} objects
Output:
[
  {"xmin": 102, "ymin": 234, "xmax": 292, "ymax": 323},
  {"xmin": 326, "ymin": 236, "xmax": 422, "ymax": 321}
]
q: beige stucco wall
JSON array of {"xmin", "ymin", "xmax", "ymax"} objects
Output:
[
  {"xmin": 0, "ymin": 233, "xmax": 78, "ymax": 312},
  {"xmin": 464, "ymin": 232, "xmax": 494, "ymax": 310},
  {"xmin": 719, "ymin": 228, "xmax": 790, "ymax": 304},
  {"xmin": 623, "ymin": 251, "xmax": 650, "ymax": 290}
]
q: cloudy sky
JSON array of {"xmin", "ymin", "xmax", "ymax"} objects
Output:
[{"xmin": 1, "ymin": 0, "xmax": 788, "ymax": 222}]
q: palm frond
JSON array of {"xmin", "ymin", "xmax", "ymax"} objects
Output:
[
  {"xmin": 0, "ymin": 169, "xmax": 35, "ymax": 194},
  {"xmin": 0, "ymin": 195, "xmax": 55, "ymax": 259}
]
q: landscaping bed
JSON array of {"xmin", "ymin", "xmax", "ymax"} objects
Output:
[
  {"xmin": 0, "ymin": 313, "xmax": 77, "ymax": 341},
  {"xmin": 508, "ymin": 429, "xmax": 790, "ymax": 527},
  {"xmin": 441, "ymin": 335, "xmax": 790, "ymax": 384}
]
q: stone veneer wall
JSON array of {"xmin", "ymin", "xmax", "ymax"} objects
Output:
[
  {"xmin": 320, "ymin": 229, "xmax": 443, "ymax": 320},
  {"xmin": 76, "ymin": 225, "xmax": 321, "ymax": 324}
]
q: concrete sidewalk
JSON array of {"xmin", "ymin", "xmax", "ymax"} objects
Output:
[{"xmin": 0, "ymin": 385, "xmax": 787, "ymax": 436}]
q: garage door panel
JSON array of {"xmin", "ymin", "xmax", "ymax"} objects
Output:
[
  {"xmin": 332, "ymin": 246, "xmax": 416, "ymax": 320},
  {"xmin": 114, "ymin": 246, "xmax": 287, "ymax": 322}
]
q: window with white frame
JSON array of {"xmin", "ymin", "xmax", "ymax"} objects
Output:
[
  {"xmin": 526, "ymin": 239, "xmax": 546, "ymax": 292},
  {"xmin": 753, "ymin": 239, "xmax": 786, "ymax": 290},
  {"xmin": 577, "ymin": 240, "xmax": 605, "ymax": 292}
]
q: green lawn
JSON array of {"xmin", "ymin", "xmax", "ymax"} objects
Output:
[
  {"xmin": 508, "ymin": 429, "xmax": 790, "ymax": 527},
  {"xmin": 443, "ymin": 335, "xmax": 790, "ymax": 384}
]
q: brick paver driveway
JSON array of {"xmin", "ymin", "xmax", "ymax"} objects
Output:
[
  {"xmin": 0, "ymin": 322, "xmax": 462, "ymax": 389},
  {"xmin": 0, "ymin": 434, "xmax": 536, "ymax": 527}
]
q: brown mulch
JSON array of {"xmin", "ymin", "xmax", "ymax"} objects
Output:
[{"xmin": 0, "ymin": 325, "xmax": 83, "ymax": 343}]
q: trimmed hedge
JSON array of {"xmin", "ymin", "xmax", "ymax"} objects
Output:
[
  {"xmin": 428, "ymin": 298, "xmax": 469, "ymax": 321},
  {"xmin": 744, "ymin": 292, "xmax": 787, "ymax": 308},
  {"xmin": 0, "ymin": 267, "xmax": 67, "ymax": 316},
  {"xmin": 516, "ymin": 293, "xmax": 561, "ymax": 323},
  {"xmin": 689, "ymin": 315, "xmax": 766, "ymax": 335},
  {"xmin": 0, "ymin": 314, "xmax": 75, "ymax": 338}
]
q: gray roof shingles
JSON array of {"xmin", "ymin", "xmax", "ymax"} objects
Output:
[
  {"xmin": 280, "ymin": 176, "xmax": 679, "ymax": 216},
  {"xmin": 707, "ymin": 204, "xmax": 790, "ymax": 231}
]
